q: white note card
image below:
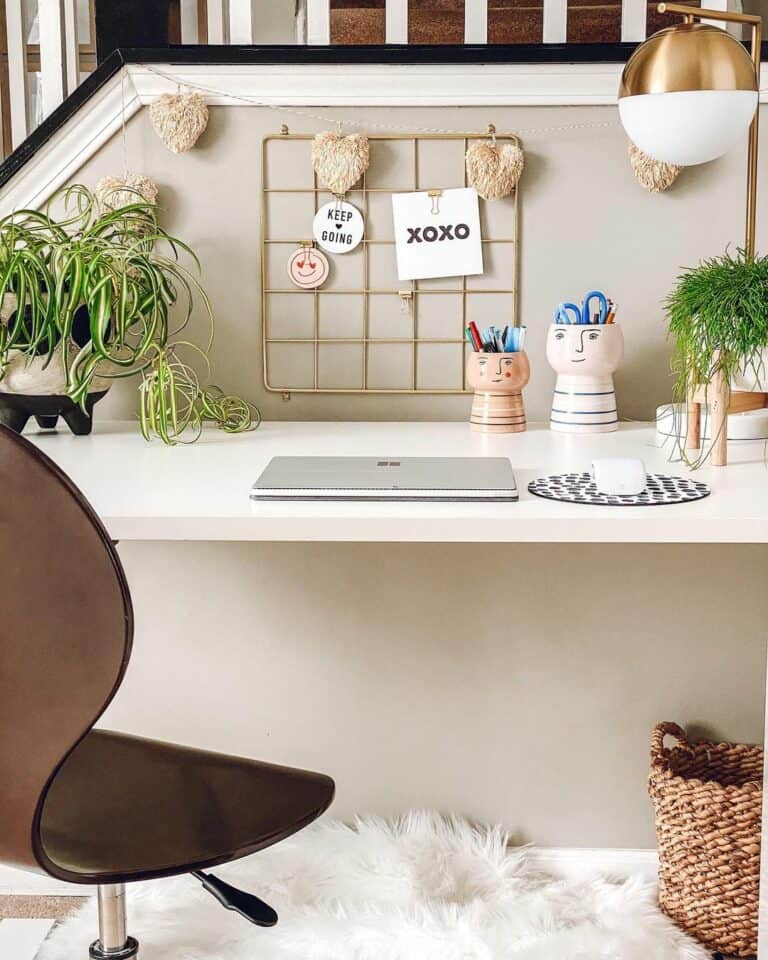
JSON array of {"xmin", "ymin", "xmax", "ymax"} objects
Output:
[{"xmin": 392, "ymin": 187, "xmax": 484, "ymax": 282}]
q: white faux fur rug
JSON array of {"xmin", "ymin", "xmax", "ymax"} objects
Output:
[{"xmin": 38, "ymin": 812, "xmax": 708, "ymax": 960}]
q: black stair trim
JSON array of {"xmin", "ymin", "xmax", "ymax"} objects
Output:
[
  {"xmin": 2, "ymin": 41, "xmax": 767, "ymax": 195},
  {"xmin": 0, "ymin": 48, "xmax": 126, "ymax": 191}
]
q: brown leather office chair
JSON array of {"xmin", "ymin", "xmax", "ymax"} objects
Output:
[{"xmin": 0, "ymin": 424, "xmax": 334, "ymax": 958}]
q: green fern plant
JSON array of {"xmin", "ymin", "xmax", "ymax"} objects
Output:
[
  {"xmin": 0, "ymin": 184, "xmax": 257, "ymax": 443},
  {"xmin": 666, "ymin": 248, "xmax": 768, "ymax": 401}
]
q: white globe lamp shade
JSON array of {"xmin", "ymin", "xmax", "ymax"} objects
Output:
[{"xmin": 618, "ymin": 23, "xmax": 758, "ymax": 166}]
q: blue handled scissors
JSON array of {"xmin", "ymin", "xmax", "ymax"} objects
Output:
[
  {"xmin": 581, "ymin": 290, "xmax": 608, "ymax": 325},
  {"xmin": 554, "ymin": 302, "xmax": 582, "ymax": 325}
]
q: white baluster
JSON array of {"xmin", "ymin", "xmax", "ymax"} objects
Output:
[
  {"xmin": 229, "ymin": 0, "xmax": 253, "ymax": 43},
  {"xmin": 386, "ymin": 0, "xmax": 408, "ymax": 43},
  {"xmin": 464, "ymin": 0, "xmax": 488, "ymax": 43},
  {"xmin": 542, "ymin": 0, "xmax": 567, "ymax": 43},
  {"xmin": 621, "ymin": 0, "xmax": 647, "ymax": 40},
  {"xmin": 207, "ymin": 0, "xmax": 228, "ymax": 43},
  {"xmin": 306, "ymin": 0, "xmax": 330, "ymax": 44},
  {"xmin": 39, "ymin": 0, "xmax": 66, "ymax": 117},
  {"xmin": 181, "ymin": 0, "xmax": 200, "ymax": 43},
  {"xmin": 62, "ymin": 0, "xmax": 79, "ymax": 95},
  {"xmin": 5, "ymin": 0, "xmax": 28, "ymax": 147}
]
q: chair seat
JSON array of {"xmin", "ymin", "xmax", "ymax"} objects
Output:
[{"xmin": 39, "ymin": 730, "xmax": 334, "ymax": 885}]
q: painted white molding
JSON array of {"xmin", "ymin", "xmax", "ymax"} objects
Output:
[
  {"xmin": 128, "ymin": 61, "xmax": 630, "ymax": 106},
  {"xmin": 39, "ymin": 0, "xmax": 67, "ymax": 118},
  {"xmin": 464, "ymin": 0, "xmax": 488, "ymax": 44},
  {"xmin": 0, "ymin": 71, "xmax": 142, "ymax": 218},
  {"xmin": 126, "ymin": 61, "xmax": 768, "ymax": 108},
  {"xmin": 5, "ymin": 0, "xmax": 29, "ymax": 148},
  {"xmin": 307, "ymin": 0, "xmax": 330, "ymax": 44},
  {"xmin": 760, "ymin": 637, "xmax": 768, "ymax": 956},
  {"xmin": 0, "ymin": 846, "xmax": 657, "ymax": 897},
  {"xmin": 386, "ymin": 0, "xmax": 408, "ymax": 44},
  {"xmin": 543, "ymin": 0, "xmax": 568, "ymax": 44}
]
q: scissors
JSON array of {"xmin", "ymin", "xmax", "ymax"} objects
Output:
[
  {"xmin": 581, "ymin": 289, "xmax": 608, "ymax": 325},
  {"xmin": 554, "ymin": 302, "xmax": 582, "ymax": 325},
  {"xmin": 554, "ymin": 290, "xmax": 609, "ymax": 324}
]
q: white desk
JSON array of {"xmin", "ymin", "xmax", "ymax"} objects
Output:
[
  {"xmin": 25, "ymin": 420, "xmax": 768, "ymax": 544},
  {"xmin": 23, "ymin": 419, "xmax": 768, "ymax": 951}
]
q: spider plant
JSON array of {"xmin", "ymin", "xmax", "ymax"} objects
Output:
[
  {"xmin": 665, "ymin": 248, "xmax": 768, "ymax": 461},
  {"xmin": 0, "ymin": 184, "xmax": 257, "ymax": 443}
]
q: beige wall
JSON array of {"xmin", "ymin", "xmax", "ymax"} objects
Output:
[
  {"xmin": 103, "ymin": 541, "xmax": 766, "ymax": 849},
  {"xmin": 71, "ymin": 99, "xmax": 767, "ymax": 847},
  {"xmin": 77, "ymin": 102, "xmax": 767, "ymax": 423}
]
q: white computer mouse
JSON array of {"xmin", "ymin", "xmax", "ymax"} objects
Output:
[{"xmin": 591, "ymin": 458, "xmax": 647, "ymax": 496}]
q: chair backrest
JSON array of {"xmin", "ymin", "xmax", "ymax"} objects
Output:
[{"xmin": 0, "ymin": 425, "xmax": 133, "ymax": 876}]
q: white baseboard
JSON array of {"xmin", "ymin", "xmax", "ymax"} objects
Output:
[
  {"xmin": 524, "ymin": 846, "xmax": 659, "ymax": 884},
  {"xmin": 0, "ymin": 847, "xmax": 658, "ymax": 897},
  {"xmin": 0, "ymin": 866, "xmax": 93, "ymax": 897}
]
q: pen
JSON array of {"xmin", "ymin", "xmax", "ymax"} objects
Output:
[{"xmin": 468, "ymin": 321, "xmax": 483, "ymax": 351}]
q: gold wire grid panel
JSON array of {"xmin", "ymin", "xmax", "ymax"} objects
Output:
[{"xmin": 261, "ymin": 129, "xmax": 520, "ymax": 394}]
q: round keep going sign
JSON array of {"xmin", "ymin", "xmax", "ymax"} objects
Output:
[{"xmin": 313, "ymin": 200, "xmax": 364, "ymax": 254}]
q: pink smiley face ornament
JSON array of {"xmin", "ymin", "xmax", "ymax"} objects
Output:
[{"xmin": 287, "ymin": 246, "xmax": 330, "ymax": 289}]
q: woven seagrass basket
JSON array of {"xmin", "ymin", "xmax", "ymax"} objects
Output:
[{"xmin": 649, "ymin": 722, "xmax": 763, "ymax": 957}]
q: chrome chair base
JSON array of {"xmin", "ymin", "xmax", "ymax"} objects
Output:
[
  {"xmin": 89, "ymin": 936, "xmax": 138, "ymax": 959},
  {"xmin": 89, "ymin": 884, "xmax": 138, "ymax": 959}
]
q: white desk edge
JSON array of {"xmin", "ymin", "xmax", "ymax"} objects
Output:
[{"xmin": 23, "ymin": 420, "xmax": 768, "ymax": 543}]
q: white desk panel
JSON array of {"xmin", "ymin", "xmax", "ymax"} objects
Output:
[{"xmin": 24, "ymin": 420, "xmax": 768, "ymax": 543}]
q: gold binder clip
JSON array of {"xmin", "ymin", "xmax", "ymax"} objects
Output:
[{"xmin": 427, "ymin": 190, "xmax": 442, "ymax": 215}]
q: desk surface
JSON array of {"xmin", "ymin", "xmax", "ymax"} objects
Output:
[{"xmin": 25, "ymin": 420, "xmax": 768, "ymax": 543}]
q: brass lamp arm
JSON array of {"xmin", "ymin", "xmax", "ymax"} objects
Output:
[{"xmin": 658, "ymin": 3, "xmax": 761, "ymax": 27}]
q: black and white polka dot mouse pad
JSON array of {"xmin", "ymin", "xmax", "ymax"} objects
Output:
[{"xmin": 528, "ymin": 472, "xmax": 710, "ymax": 506}]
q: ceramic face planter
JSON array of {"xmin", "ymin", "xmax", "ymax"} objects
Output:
[
  {"xmin": 0, "ymin": 339, "xmax": 110, "ymax": 435},
  {"xmin": 546, "ymin": 324, "xmax": 624, "ymax": 433},
  {"xmin": 466, "ymin": 351, "xmax": 530, "ymax": 433}
]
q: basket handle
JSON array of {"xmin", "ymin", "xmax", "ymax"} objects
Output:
[{"xmin": 650, "ymin": 721, "xmax": 693, "ymax": 767}]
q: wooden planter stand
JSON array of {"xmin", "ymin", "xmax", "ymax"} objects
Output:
[{"xmin": 686, "ymin": 379, "xmax": 768, "ymax": 465}]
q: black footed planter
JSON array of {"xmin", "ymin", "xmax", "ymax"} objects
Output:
[{"xmin": 0, "ymin": 391, "xmax": 108, "ymax": 435}]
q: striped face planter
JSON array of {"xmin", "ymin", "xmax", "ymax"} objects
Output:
[
  {"xmin": 466, "ymin": 351, "xmax": 530, "ymax": 433},
  {"xmin": 546, "ymin": 324, "xmax": 624, "ymax": 433}
]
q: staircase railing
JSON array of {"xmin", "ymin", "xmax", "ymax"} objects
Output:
[{"xmin": 0, "ymin": 0, "xmax": 738, "ymax": 161}]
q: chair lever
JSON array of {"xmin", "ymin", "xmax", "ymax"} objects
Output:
[{"xmin": 192, "ymin": 870, "xmax": 278, "ymax": 927}]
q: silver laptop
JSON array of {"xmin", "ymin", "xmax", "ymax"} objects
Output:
[{"xmin": 251, "ymin": 457, "xmax": 518, "ymax": 502}]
